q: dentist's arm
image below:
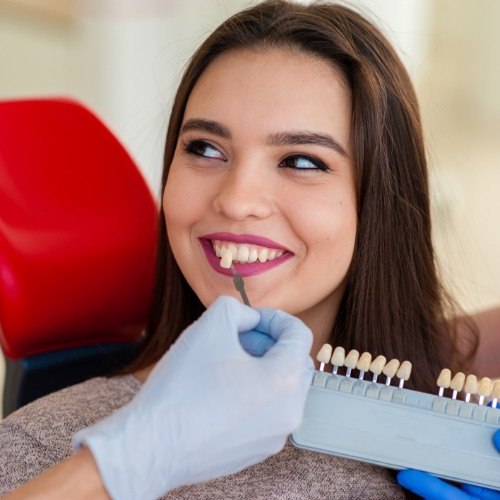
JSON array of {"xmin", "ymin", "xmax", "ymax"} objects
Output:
[{"xmin": 2, "ymin": 447, "xmax": 109, "ymax": 499}]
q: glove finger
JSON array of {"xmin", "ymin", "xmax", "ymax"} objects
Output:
[
  {"xmin": 207, "ymin": 295, "xmax": 260, "ymax": 330},
  {"xmin": 462, "ymin": 484, "xmax": 500, "ymax": 499},
  {"xmin": 397, "ymin": 470, "xmax": 470, "ymax": 499},
  {"xmin": 239, "ymin": 330, "xmax": 275, "ymax": 357},
  {"xmin": 254, "ymin": 308, "xmax": 312, "ymax": 358},
  {"xmin": 201, "ymin": 296, "xmax": 261, "ymax": 351},
  {"xmin": 157, "ymin": 296, "xmax": 260, "ymax": 373}
]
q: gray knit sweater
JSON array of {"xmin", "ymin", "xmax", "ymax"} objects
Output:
[{"xmin": 0, "ymin": 375, "xmax": 405, "ymax": 498}]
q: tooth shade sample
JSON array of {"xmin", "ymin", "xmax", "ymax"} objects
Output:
[
  {"xmin": 382, "ymin": 359, "xmax": 400, "ymax": 378},
  {"xmin": 220, "ymin": 248, "xmax": 233, "ymax": 269},
  {"xmin": 344, "ymin": 349, "xmax": 360, "ymax": 369},
  {"xmin": 396, "ymin": 361, "xmax": 412, "ymax": 381},
  {"xmin": 369, "ymin": 355, "xmax": 386, "ymax": 375},
  {"xmin": 356, "ymin": 352, "xmax": 372, "ymax": 372},
  {"xmin": 464, "ymin": 374, "xmax": 478, "ymax": 394},
  {"xmin": 437, "ymin": 368, "xmax": 452, "ymax": 388},
  {"xmin": 330, "ymin": 347, "xmax": 345, "ymax": 366},
  {"xmin": 493, "ymin": 380, "xmax": 500, "ymax": 399},
  {"xmin": 492, "ymin": 380, "xmax": 500, "ymax": 407},
  {"xmin": 450, "ymin": 372, "xmax": 466, "ymax": 391},
  {"xmin": 478, "ymin": 377, "xmax": 492, "ymax": 396},
  {"xmin": 316, "ymin": 344, "xmax": 333, "ymax": 363},
  {"xmin": 477, "ymin": 377, "xmax": 492, "ymax": 405},
  {"xmin": 464, "ymin": 374, "xmax": 478, "ymax": 403}
]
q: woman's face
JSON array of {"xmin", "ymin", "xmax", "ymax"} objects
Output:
[{"xmin": 164, "ymin": 48, "xmax": 357, "ymax": 352}]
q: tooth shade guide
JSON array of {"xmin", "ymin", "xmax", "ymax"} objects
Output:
[
  {"xmin": 344, "ymin": 349, "xmax": 360, "ymax": 378},
  {"xmin": 464, "ymin": 374, "xmax": 478, "ymax": 403},
  {"xmin": 492, "ymin": 380, "xmax": 500, "ymax": 409},
  {"xmin": 396, "ymin": 361, "xmax": 412, "ymax": 388},
  {"xmin": 330, "ymin": 346, "xmax": 345, "ymax": 375},
  {"xmin": 316, "ymin": 344, "xmax": 333, "ymax": 372},
  {"xmin": 220, "ymin": 248, "xmax": 233, "ymax": 268},
  {"xmin": 356, "ymin": 352, "xmax": 372, "ymax": 380},
  {"xmin": 369, "ymin": 355, "xmax": 386, "ymax": 383},
  {"xmin": 437, "ymin": 368, "xmax": 452, "ymax": 397},
  {"xmin": 477, "ymin": 377, "xmax": 492, "ymax": 405},
  {"xmin": 383, "ymin": 359, "xmax": 400, "ymax": 386},
  {"xmin": 449, "ymin": 372, "xmax": 465, "ymax": 400},
  {"xmin": 293, "ymin": 373, "xmax": 500, "ymax": 490}
]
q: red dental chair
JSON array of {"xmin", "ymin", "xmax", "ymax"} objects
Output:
[{"xmin": 0, "ymin": 98, "xmax": 158, "ymax": 418}]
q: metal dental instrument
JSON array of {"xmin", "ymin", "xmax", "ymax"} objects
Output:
[{"xmin": 230, "ymin": 264, "xmax": 252, "ymax": 307}]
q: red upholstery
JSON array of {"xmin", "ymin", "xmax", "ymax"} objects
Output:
[{"xmin": 0, "ymin": 98, "xmax": 158, "ymax": 359}]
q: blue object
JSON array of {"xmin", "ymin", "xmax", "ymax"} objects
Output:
[
  {"xmin": 397, "ymin": 466, "xmax": 500, "ymax": 499},
  {"xmin": 72, "ymin": 296, "xmax": 314, "ymax": 500}
]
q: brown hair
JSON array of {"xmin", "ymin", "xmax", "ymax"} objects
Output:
[{"xmin": 112, "ymin": 0, "xmax": 477, "ymax": 393}]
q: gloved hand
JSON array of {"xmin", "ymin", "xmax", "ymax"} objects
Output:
[
  {"xmin": 397, "ymin": 429, "xmax": 500, "ymax": 499},
  {"xmin": 72, "ymin": 296, "xmax": 314, "ymax": 500},
  {"xmin": 239, "ymin": 329, "xmax": 275, "ymax": 356}
]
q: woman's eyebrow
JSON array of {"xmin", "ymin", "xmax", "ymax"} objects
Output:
[
  {"xmin": 266, "ymin": 132, "xmax": 347, "ymax": 157},
  {"xmin": 180, "ymin": 118, "xmax": 347, "ymax": 157},
  {"xmin": 180, "ymin": 118, "xmax": 231, "ymax": 138}
]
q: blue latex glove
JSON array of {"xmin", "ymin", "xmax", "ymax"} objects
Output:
[
  {"xmin": 397, "ymin": 429, "xmax": 500, "ymax": 499},
  {"xmin": 72, "ymin": 296, "xmax": 314, "ymax": 500}
]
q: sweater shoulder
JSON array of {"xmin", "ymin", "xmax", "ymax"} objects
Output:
[{"xmin": 0, "ymin": 375, "xmax": 140, "ymax": 494}]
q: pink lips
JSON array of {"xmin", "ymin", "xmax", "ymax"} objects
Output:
[{"xmin": 199, "ymin": 232, "xmax": 294, "ymax": 277}]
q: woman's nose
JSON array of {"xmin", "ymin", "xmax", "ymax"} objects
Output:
[{"xmin": 212, "ymin": 166, "xmax": 274, "ymax": 221}]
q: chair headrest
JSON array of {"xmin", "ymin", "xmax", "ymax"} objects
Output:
[{"xmin": 0, "ymin": 98, "xmax": 159, "ymax": 359}]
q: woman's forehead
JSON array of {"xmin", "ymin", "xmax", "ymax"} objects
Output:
[{"xmin": 183, "ymin": 47, "xmax": 352, "ymax": 143}]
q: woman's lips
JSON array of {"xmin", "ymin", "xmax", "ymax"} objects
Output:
[{"xmin": 199, "ymin": 238, "xmax": 293, "ymax": 277}]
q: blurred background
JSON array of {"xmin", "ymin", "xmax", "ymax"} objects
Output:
[{"xmin": 1, "ymin": 0, "xmax": 499, "ymax": 398}]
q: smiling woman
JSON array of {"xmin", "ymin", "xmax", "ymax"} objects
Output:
[
  {"xmin": 163, "ymin": 47, "xmax": 357, "ymax": 358},
  {"xmin": 0, "ymin": 1, "xmax": 484, "ymax": 499},
  {"xmin": 119, "ymin": 4, "xmax": 477, "ymax": 394}
]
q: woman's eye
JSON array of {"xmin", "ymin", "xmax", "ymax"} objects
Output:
[
  {"xmin": 279, "ymin": 154, "xmax": 330, "ymax": 172},
  {"xmin": 183, "ymin": 140, "xmax": 226, "ymax": 161}
]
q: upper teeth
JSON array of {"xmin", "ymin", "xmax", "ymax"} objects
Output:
[{"xmin": 213, "ymin": 240, "xmax": 284, "ymax": 265}]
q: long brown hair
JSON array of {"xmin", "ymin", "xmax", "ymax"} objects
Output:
[{"xmin": 112, "ymin": 0, "xmax": 477, "ymax": 393}]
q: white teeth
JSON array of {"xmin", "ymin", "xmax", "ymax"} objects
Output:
[
  {"xmin": 248, "ymin": 248, "xmax": 258, "ymax": 263},
  {"xmin": 227, "ymin": 243, "xmax": 238, "ymax": 259},
  {"xmin": 236, "ymin": 245, "xmax": 249, "ymax": 262},
  {"xmin": 211, "ymin": 240, "xmax": 287, "ymax": 264},
  {"xmin": 257, "ymin": 248, "xmax": 269, "ymax": 262}
]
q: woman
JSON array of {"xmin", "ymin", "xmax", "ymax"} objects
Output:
[{"xmin": 1, "ymin": 1, "xmax": 494, "ymax": 498}]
